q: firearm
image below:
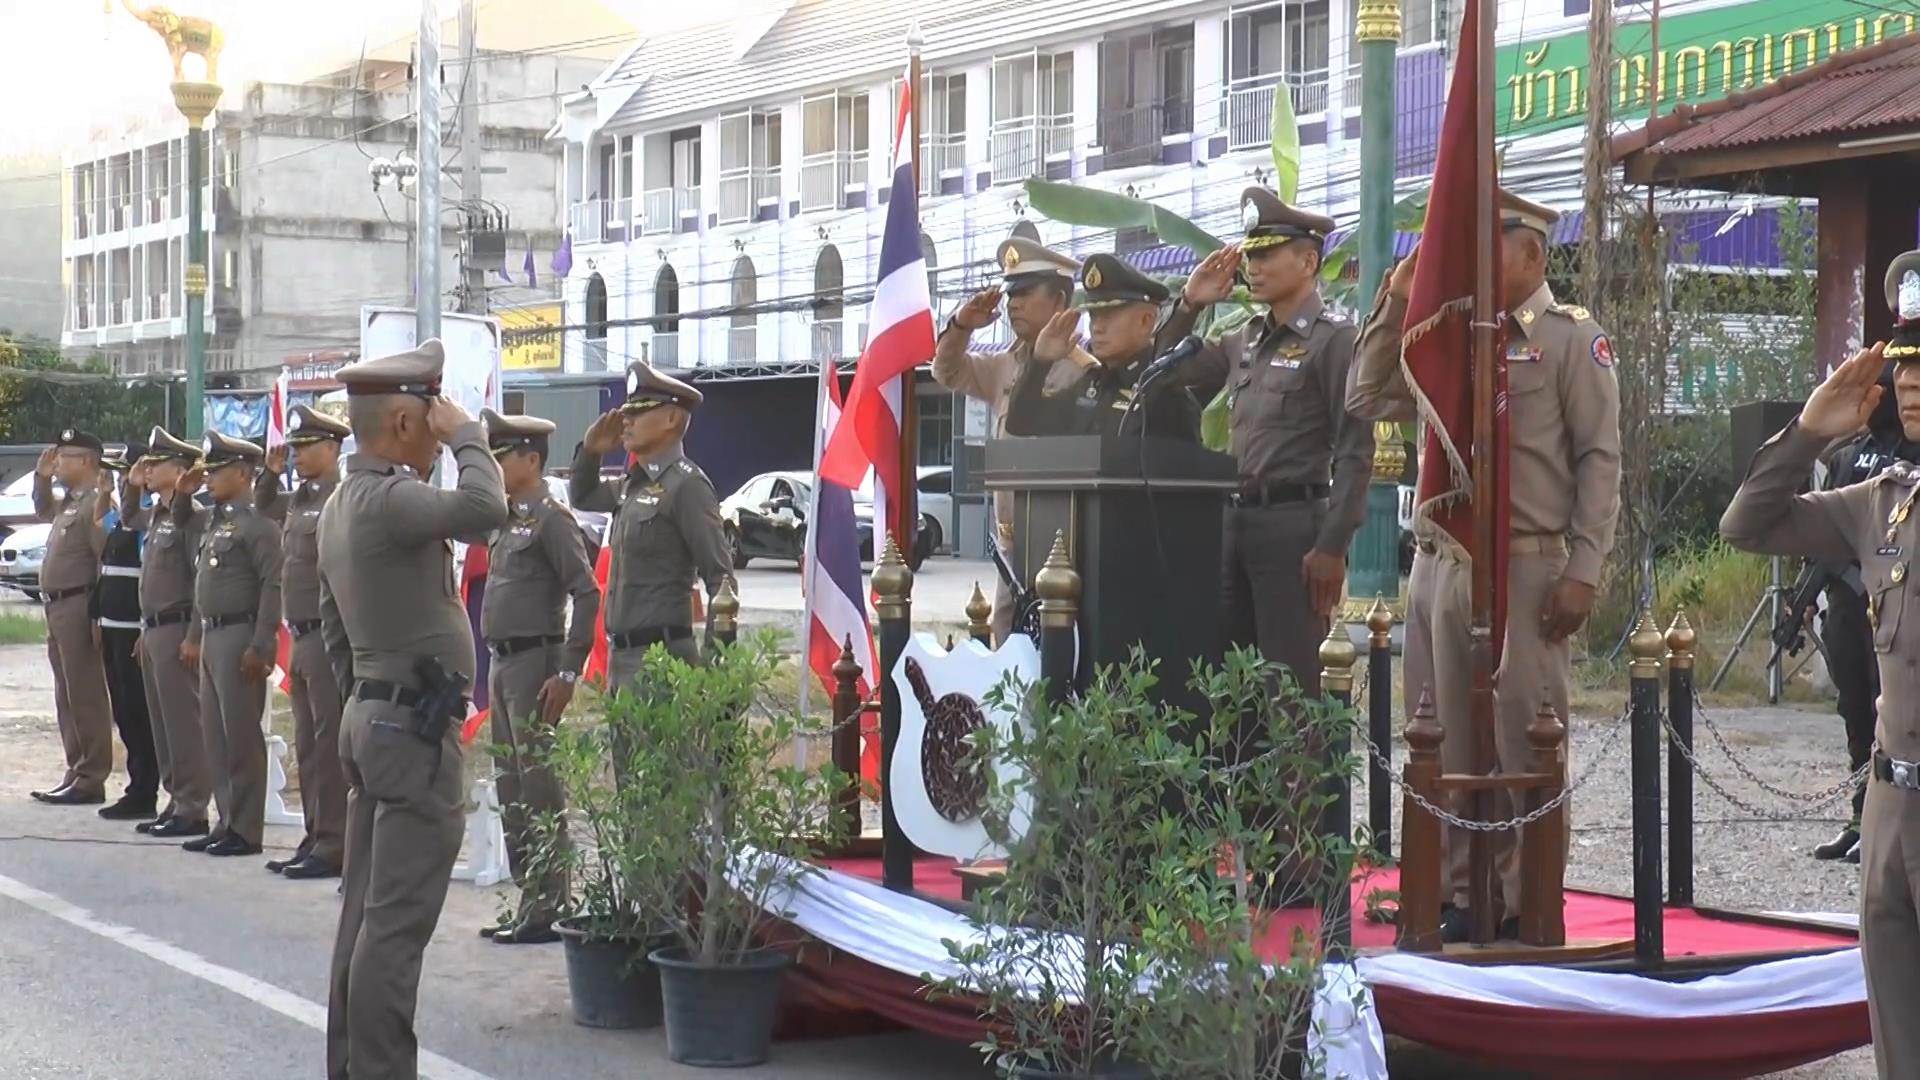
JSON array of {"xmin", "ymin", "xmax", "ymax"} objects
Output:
[
  {"xmin": 1766, "ymin": 562, "xmax": 1836, "ymax": 671},
  {"xmin": 988, "ymin": 531, "xmax": 1041, "ymax": 641},
  {"xmin": 410, "ymin": 655, "xmax": 472, "ymax": 744}
]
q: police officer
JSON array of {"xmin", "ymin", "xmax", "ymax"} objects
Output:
[
  {"xmin": 255, "ymin": 405, "xmax": 351, "ymax": 879},
  {"xmin": 93, "ymin": 448, "xmax": 160, "ymax": 822},
  {"xmin": 1720, "ymin": 251, "xmax": 1920, "ymax": 1080},
  {"xmin": 932, "ymin": 237, "xmax": 1098, "ymax": 639},
  {"xmin": 30, "ymin": 428, "xmax": 115, "ymax": 805},
  {"xmin": 122, "ymin": 427, "xmax": 213, "ymax": 838},
  {"xmin": 1038, "ymin": 253, "xmax": 1200, "ymax": 441},
  {"xmin": 178, "ymin": 430, "xmax": 283, "ymax": 858},
  {"xmin": 316, "ymin": 340, "xmax": 506, "ymax": 1080},
  {"xmin": 1165, "ymin": 188, "xmax": 1374, "ymax": 693},
  {"xmin": 1348, "ymin": 190, "xmax": 1623, "ymax": 941},
  {"xmin": 570, "ymin": 363, "xmax": 730, "ymax": 690},
  {"xmin": 478, "ymin": 408, "xmax": 600, "ymax": 945}
]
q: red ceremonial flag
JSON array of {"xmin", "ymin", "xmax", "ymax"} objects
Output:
[{"xmin": 1402, "ymin": 0, "xmax": 1512, "ymax": 666}]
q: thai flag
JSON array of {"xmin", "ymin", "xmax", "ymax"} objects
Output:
[
  {"xmin": 805, "ymin": 360, "xmax": 882, "ymax": 784},
  {"xmin": 264, "ymin": 371, "xmax": 290, "ymax": 449},
  {"xmin": 816, "ymin": 67, "xmax": 932, "ymax": 555}
]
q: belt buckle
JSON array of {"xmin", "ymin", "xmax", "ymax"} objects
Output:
[{"xmin": 1895, "ymin": 760, "xmax": 1917, "ymax": 790}]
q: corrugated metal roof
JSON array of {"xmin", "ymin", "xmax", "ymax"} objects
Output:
[{"xmin": 601, "ymin": 0, "xmax": 1217, "ymax": 130}]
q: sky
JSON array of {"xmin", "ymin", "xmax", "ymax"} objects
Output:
[{"xmin": 0, "ymin": 0, "xmax": 737, "ymax": 158}]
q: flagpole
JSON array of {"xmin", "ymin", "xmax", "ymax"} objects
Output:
[
  {"xmin": 895, "ymin": 24, "xmax": 924, "ymax": 558},
  {"xmin": 1468, "ymin": 0, "xmax": 1501, "ymax": 945},
  {"xmin": 798, "ymin": 363, "xmax": 831, "ymax": 756}
]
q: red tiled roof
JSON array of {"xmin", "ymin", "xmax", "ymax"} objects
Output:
[{"xmin": 1612, "ymin": 33, "xmax": 1920, "ymax": 160}]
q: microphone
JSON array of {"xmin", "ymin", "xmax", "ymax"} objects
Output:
[{"xmin": 1139, "ymin": 335, "xmax": 1203, "ymax": 384}]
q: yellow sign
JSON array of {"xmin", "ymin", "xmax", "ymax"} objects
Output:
[{"xmin": 499, "ymin": 304, "xmax": 563, "ymax": 371}]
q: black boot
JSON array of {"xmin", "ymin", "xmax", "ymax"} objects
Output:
[
  {"xmin": 99, "ymin": 794, "xmax": 158, "ymax": 821},
  {"xmin": 1814, "ymin": 825, "xmax": 1860, "ymax": 861}
]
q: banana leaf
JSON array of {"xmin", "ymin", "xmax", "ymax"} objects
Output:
[
  {"xmin": 1270, "ymin": 83, "xmax": 1300, "ymax": 203},
  {"xmin": 1023, "ymin": 179, "xmax": 1225, "ymax": 256}
]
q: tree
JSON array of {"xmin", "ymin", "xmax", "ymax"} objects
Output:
[{"xmin": 0, "ymin": 335, "xmax": 180, "ymax": 445}]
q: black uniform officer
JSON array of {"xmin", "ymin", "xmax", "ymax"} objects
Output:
[{"xmin": 1043, "ymin": 253, "xmax": 1201, "ymax": 441}]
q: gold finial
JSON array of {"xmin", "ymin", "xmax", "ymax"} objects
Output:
[
  {"xmin": 1367, "ymin": 594, "xmax": 1394, "ymax": 647},
  {"xmin": 1666, "ymin": 610, "xmax": 1697, "ymax": 671},
  {"xmin": 872, "ymin": 535, "xmax": 914, "ymax": 619},
  {"xmin": 1033, "ymin": 531, "xmax": 1081, "ymax": 629},
  {"xmin": 1319, "ymin": 620, "xmax": 1358, "ymax": 694},
  {"xmin": 965, "ymin": 582, "xmax": 992, "ymax": 638},
  {"xmin": 711, "ymin": 574, "xmax": 740, "ymax": 635},
  {"xmin": 1629, "ymin": 609, "xmax": 1666, "ymax": 678},
  {"xmin": 1355, "ymin": 0, "xmax": 1404, "ymax": 42},
  {"xmin": 1370, "ymin": 420, "xmax": 1407, "ymax": 479},
  {"xmin": 831, "ymin": 635, "xmax": 862, "ymax": 689}
]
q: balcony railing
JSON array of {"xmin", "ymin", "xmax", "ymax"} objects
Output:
[
  {"xmin": 717, "ymin": 169, "xmax": 779, "ymax": 224},
  {"xmin": 1100, "ymin": 98, "xmax": 1195, "ymax": 169},
  {"xmin": 727, "ymin": 324, "xmax": 758, "ymax": 364},
  {"xmin": 109, "ymin": 298, "xmax": 132, "ymax": 325},
  {"xmin": 74, "ymin": 212, "xmax": 91, "ymax": 240},
  {"xmin": 1225, "ymin": 72, "xmax": 1331, "ymax": 150},
  {"xmin": 108, "ymin": 204, "xmax": 128, "ymax": 233},
  {"xmin": 652, "ymin": 331, "xmax": 680, "ymax": 368},
  {"xmin": 800, "ymin": 151, "xmax": 867, "ymax": 212},
  {"xmin": 73, "ymin": 307, "xmax": 92, "ymax": 330},
  {"xmin": 569, "ymin": 199, "xmax": 607, "ymax": 243},
  {"xmin": 642, "ymin": 187, "xmax": 697, "ymax": 235},
  {"xmin": 1342, "ymin": 63, "xmax": 1363, "ymax": 111},
  {"xmin": 989, "ymin": 115, "xmax": 1072, "ymax": 184},
  {"xmin": 145, "ymin": 294, "xmax": 170, "ymax": 321}
]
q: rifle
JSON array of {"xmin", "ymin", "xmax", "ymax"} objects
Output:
[
  {"xmin": 1766, "ymin": 562, "xmax": 1836, "ymax": 673},
  {"xmin": 988, "ymin": 531, "xmax": 1041, "ymax": 641}
]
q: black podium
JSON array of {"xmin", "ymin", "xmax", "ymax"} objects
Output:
[{"xmin": 981, "ymin": 435, "xmax": 1238, "ymax": 691}]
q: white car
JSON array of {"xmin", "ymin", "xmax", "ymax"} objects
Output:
[
  {"xmin": 0, "ymin": 522, "xmax": 51, "ymax": 601},
  {"xmin": 853, "ymin": 466, "xmax": 954, "ymax": 561},
  {"xmin": 0, "ymin": 472, "xmax": 60, "ymax": 541}
]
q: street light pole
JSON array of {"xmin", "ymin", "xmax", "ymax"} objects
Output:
[
  {"xmin": 174, "ymin": 82, "xmax": 221, "ymax": 438},
  {"xmin": 416, "ymin": 0, "xmax": 443, "ymax": 341}
]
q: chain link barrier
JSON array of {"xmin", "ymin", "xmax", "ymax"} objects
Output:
[{"xmin": 1660, "ymin": 691, "xmax": 1868, "ymax": 821}]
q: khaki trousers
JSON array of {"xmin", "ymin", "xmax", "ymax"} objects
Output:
[
  {"xmin": 1860, "ymin": 779, "xmax": 1920, "ymax": 1080},
  {"xmin": 327, "ymin": 698, "xmax": 464, "ymax": 1080},
  {"xmin": 198, "ymin": 623, "xmax": 267, "ymax": 845},
  {"xmin": 487, "ymin": 645, "xmax": 568, "ymax": 924},
  {"xmin": 1219, "ymin": 502, "xmax": 1328, "ymax": 695},
  {"xmin": 44, "ymin": 593, "xmax": 114, "ymax": 793},
  {"xmin": 290, "ymin": 628, "xmax": 348, "ymax": 866},
  {"xmin": 141, "ymin": 619, "xmax": 209, "ymax": 820},
  {"xmin": 1402, "ymin": 538, "xmax": 1572, "ymax": 914}
]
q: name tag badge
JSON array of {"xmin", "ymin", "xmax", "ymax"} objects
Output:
[
  {"xmin": 1508, "ymin": 347, "xmax": 1542, "ymax": 364},
  {"xmin": 1880, "ymin": 545, "xmax": 1904, "ymax": 558},
  {"xmin": 1268, "ymin": 358, "xmax": 1301, "ymax": 369}
]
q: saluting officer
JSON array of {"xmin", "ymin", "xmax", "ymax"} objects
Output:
[
  {"xmin": 932, "ymin": 237, "xmax": 1098, "ymax": 639},
  {"xmin": 1348, "ymin": 190, "xmax": 1622, "ymax": 941},
  {"xmin": 478, "ymin": 408, "xmax": 601, "ymax": 945},
  {"xmin": 123, "ymin": 427, "xmax": 213, "ymax": 838},
  {"xmin": 1164, "ymin": 189, "xmax": 1374, "ymax": 693},
  {"xmin": 30, "ymin": 428, "xmax": 116, "ymax": 805},
  {"xmin": 1040, "ymin": 253, "xmax": 1200, "ymax": 441},
  {"xmin": 179, "ymin": 430, "xmax": 283, "ymax": 858},
  {"xmin": 570, "ymin": 363, "xmax": 731, "ymax": 689},
  {"xmin": 316, "ymin": 340, "xmax": 507, "ymax": 1080},
  {"xmin": 255, "ymin": 405, "xmax": 351, "ymax": 880},
  {"xmin": 93, "ymin": 448, "xmax": 161, "ymax": 823}
]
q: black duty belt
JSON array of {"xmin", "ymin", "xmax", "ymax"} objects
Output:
[
  {"xmin": 288, "ymin": 619, "xmax": 323, "ymax": 638},
  {"xmin": 608, "ymin": 625, "xmax": 693, "ymax": 651},
  {"xmin": 491, "ymin": 634, "xmax": 561, "ymax": 658},
  {"xmin": 1229, "ymin": 482, "xmax": 1329, "ymax": 508},
  {"xmin": 1874, "ymin": 751, "xmax": 1920, "ymax": 792},
  {"xmin": 42, "ymin": 584, "xmax": 94, "ymax": 604},
  {"xmin": 352, "ymin": 679, "xmax": 427, "ymax": 709},
  {"xmin": 202, "ymin": 612, "xmax": 255, "ymax": 630},
  {"xmin": 143, "ymin": 610, "xmax": 192, "ymax": 629}
]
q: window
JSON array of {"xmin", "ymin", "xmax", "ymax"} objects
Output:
[
  {"xmin": 801, "ymin": 91, "xmax": 870, "ymax": 212},
  {"xmin": 1225, "ymin": 1, "xmax": 1332, "ymax": 149},
  {"xmin": 718, "ymin": 109, "xmax": 782, "ymax": 224},
  {"xmin": 1099, "ymin": 27, "xmax": 1195, "ymax": 168},
  {"xmin": 222, "ymin": 247, "xmax": 237, "ymax": 289},
  {"xmin": 918, "ymin": 469, "xmax": 951, "ymax": 495},
  {"xmin": 618, "ymin": 136, "xmax": 635, "ymax": 209},
  {"xmin": 652, "ymin": 264, "xmax": 680, "ymax": 367},
  {"xmin": 742, "ymin": 475, "xmax": 775, "ymax": 505},
  {"xmin": 642, "ymin": 127, "xmax": 703, "ymax": 235},
  {"xmin": 729, "ymin": 256, "xmax": 758, "ymax": 363},
  {"xmin": 917, "ymin": 393, "xmax": 954, "ymax": 467},
  {"xmin": 991, "ymin": 51, "xmax": 1073, "ymax": 182},
  {"xmin": 813, "ymin": 244, "xmax": 844, "ymax": 361},
  {"xmin": 1403, "ymin": 0, "xmax": 1441, "ymax": 47},
  {"xmin": 889, "ymin": 73, "xmax": 968, "ymax": 195}
]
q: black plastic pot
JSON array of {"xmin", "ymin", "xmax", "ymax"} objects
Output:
[
  {"xmin": 996, "ymin": 1056, "xmax": 1155, "ymax": 1080},
  {"xmin": 650, "ymin": 945, "xmax": 790, "ymax": 1067},
  {"xmin": 554, "ymin": 919, "xmax": 664, "ymax": 1030}
]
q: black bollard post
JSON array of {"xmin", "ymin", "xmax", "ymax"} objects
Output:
[
  {"xmin": 1629, "ymin": 612, "xmax": 1666, "ymax": 965},
  {"xmin": 1319, "ymin": 620, "xmax": 1359, "ymax": 957},
  {"xmin": 873, "ymin": 538, "xmax": 916, "ymax": 891},
  {"xmin": 1666, "ymin": 611, "xmax": 1696, "ymax": 907},
  {"xmin": 711, "ymin": 575, "xmax": 740, "ymax": 648},
  {"xmin": 1034, "ymin": 532, "xmax": 1080, "ymax": 707},
  {"xmin": 1366, "ymin": 596, "xmax": 1394, "ymax": 856}
]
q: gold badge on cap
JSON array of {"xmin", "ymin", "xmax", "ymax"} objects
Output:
[
  {"xmin": 1241, "ymin": 201, "xmax": 1261, "ymax": 232},
  {"xmin": 1002, "ymin": 246, "xmax": 1021, "ymax": 272},
  {"xmin": 1085, "ymin": 264, "xmax": 1103, "ymax": 289}
]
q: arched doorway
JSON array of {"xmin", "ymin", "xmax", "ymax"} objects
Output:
[
  {"xmin": 813, "ymin": 244, "xmax": 844, "ymax": 361},
  {"xmin": 729, "ymin": 256, "xmax": 757, "ymax": 363},
  {"xmin": 652, "ymin": 264, "xmax": 680, "ymax": 367},
  {"xmin": 919, "ymin": 231, "xmax": 939, "ymax": 303},
  {"xmin": 585, "ymin": 272, "xmax": 609, "ymax": 368},
  {"xmin": 1009, "ymin": 219, "xmax": 1041, "ymax": 245}
]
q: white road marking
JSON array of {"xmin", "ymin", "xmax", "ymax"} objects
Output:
[{"xmin": 0, "ymin": 871, "xmax": 498, "ymax": 1080}]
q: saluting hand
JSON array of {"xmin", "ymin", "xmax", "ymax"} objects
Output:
[
  {"xmin": 129, "ymin": 459, "xmax": 151, "ymax": 489},
  {"xmin": 178, "ymin": 464, "xmax": 205, "ymax": 497},
  {"xmin": 583, "ymin": 410, "xmax": 624, "ymax": 456},
  {"xmin": 34, "ymin": 447, "xmax": 56, "ymax": 479},
  {"xmin": 952, "ymin": 288, "xmax": 1003, "ymax": 331},
  {"xmin": 536, "ymin": 675, "xmax": 575, "ymax": 727},
  {"xmin": 1302, "ymin": 549, "xmax": 1346, "ymax": 619},
  {"xmin": 1387, "ymin": 245, "xmax": 1420, "ymax": 302},
  {"xmin": 94, "ymin": 485, "xmax": 113, "ymax": 524},
  {"xmin": 266, "ymin": 444, "xmax": 288, "ymax": 474},
  {"xmin": 1540, "ymin": 578, "xmax": 1598, "ymax": 643},
  {"xmin": 427, "ymin": 396, "xmax": 472, "ymax": 441},
  {"xmin": 1182, "ymin": 245, "xmax": 1242, "ymax": 308},
  {"xmin": 1801, "ymin": 342, "xmax": 1889, "ymax": 439},
  {"xmin": 1033, "ymin": 309, "xmax": 1082, "ymax": 364}
]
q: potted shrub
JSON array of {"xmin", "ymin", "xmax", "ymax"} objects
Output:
[
  {"xmin": 1129, "ymin": 648, "xmax": 1378, "ymax": 1079},
  {"xmin": 623, "ymin": 630, "xmax": 850, "ymax": 1067},
  {"xmin": 938, "ymin": 653, "xmax": 1185, "ymax": 1080}
]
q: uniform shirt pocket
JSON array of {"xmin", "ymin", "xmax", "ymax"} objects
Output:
[
  {"xmin": 1508, "ymin": 358, "xmax": 1550, "ymax": 396},
  {"xmin": 1868, "ymin": 564, "xmax": 1907, "ymax": 653}
]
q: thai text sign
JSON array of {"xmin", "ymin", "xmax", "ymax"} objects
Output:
[{"xmin": 499, "ymin": 304, "xmax": 563, "ymax": 371}]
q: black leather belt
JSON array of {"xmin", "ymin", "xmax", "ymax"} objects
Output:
[
  {"xmin": 1874, "ymin": 751, "xmax": 1920, "ymax": 791},
  {"xmin": 43, "ymin": 584, "xmax": 93, "ymax": 604},
  {"xmin": 352, "ymin": 679, "xmax": 427, "ymax": 708},
  {"xmin": 608, "ymin": 625, "xmax": 693, "ymax": 651},
  {"xmin": 202, "ymin": 612, "xmax": 255, "ymax": 630},
  {"xmin": 491, "ymin": 634, "xmax": 561, "ymax": 658},
  {"xmin": 289, "ymin": 619, "xmax": 323, "ymax": 638},
  {"xmin": 1229, "ymin": 482, "xmax": 1329, "ymax": 508},
  {"xmin": 143, "ymin": 610, "xmax": 191, "ymax": 629}
]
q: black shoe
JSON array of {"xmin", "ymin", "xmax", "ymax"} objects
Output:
[
  {"xmin": 29, "ymin": 781, "xmax": 74, "ymax": 802},
  {"xmin": 1814, "ymin": 827, "xmax": 1861, "ymax": 861},
  {"xmin": 1440, "ymin": 905, "xmax": 1473, "ymax": 945},
  {"xmin": 491, "ymin": 921, "xmax": 561, "ymax": 945},
  {"xmin": 135, "ymin": 815, "xmax": 171, "ymax": 834},
  {"xmin": 1846, "ymin": 839, "xmax": 1862, "ymax": 864},
  {"xmin": 479, "ymin": 919, "xmax": 515, "ymax": 939},
  {"xmin": 99, "ymin": 795, "xmax": 158, "ymax": 821},
  {"xmin": 40, "ymin": 786, "xmax": 106, "ymax": 806},
  {"xmin": 181, "ymin": 830, "xmax": 225, "ymax": 852},
  {"xmin": 266, "ymin": 839, "xmax": 314, "ymax": 874},
  {"xmin": 151, "ymin": 817, "xmax": 208, "ymax": 839},
  {"xmin": 206, "ymin": 836, "xmax": 263, "ymax": 857},
  {"xmin": 281, "ymin": 856, "xmax": 341, "ymax": 880},
  {"xmin": 1499, "ymin": 916, "xmax": 1522, "ymax": 941}
]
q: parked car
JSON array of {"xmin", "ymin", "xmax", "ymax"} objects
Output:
[
  {"xmin": 852, "ymin": 467, "xmax": 947, "ymax": 566},
  {"xmin": 720, "ymin": 471, "xmax": 813, "ymax": 569},
  {"xmin": 0, "ymin": 472, "xmax": 59, "ymax": 542},
  {"xmin": 0, "ymin": 522, "xmax": 50, "ymax": 601}
]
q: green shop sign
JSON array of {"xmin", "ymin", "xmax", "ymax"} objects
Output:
[{"xmin": 1493, "ymin": 0, "xmax": 1915, "ymax": 138}]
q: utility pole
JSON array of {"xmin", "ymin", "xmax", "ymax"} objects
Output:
[
  {"xmin": 458, "ymin": 0, "xmax": 487, "ymax": 317},
  {"xmin": 1579, "ymin": 0, "xmax": 1614, "ymax": 311},
  {"xmin": 416, "ymin": 0, "xmax": 443, "ymax": 341}
]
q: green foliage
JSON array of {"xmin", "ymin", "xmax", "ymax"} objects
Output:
[
  {"xmin": 1270, "ymin": 85, "xmax": 1300, "ymax": 204},
  {"xmin": 0, "ymin": 335, "xmax": 180, "ymax": 445},
  {"xmin": 1023, "ymin": 179, "xmax": 1225, "ymax": 257},
  {"xmin": 0, "ymin": 611, "xmax": 45, "ymax": 645}
]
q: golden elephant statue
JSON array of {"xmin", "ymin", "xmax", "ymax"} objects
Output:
[{"xmin": 120, "ymin": 0, "xmax": 224, "ymax": 83}]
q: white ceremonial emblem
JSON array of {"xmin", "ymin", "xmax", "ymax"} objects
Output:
[
  {"xmin": 626, "ymin": 368, "xmax": 641, "ymax": 397},
  {"xmin": 1901, "ymin": 270, "xmax": 1920, "ymax": 321},
  {"xmin": 1241, "ymin": 201, "xmax": 1262, "ymax": 232}
]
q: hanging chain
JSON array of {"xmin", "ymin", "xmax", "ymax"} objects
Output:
[
  {"xmin": 1683, "ymin": 688, "xmax": 1867, "ymax": 806},
  {"xmin": 1662, "ymin": 704, "xmax": 1867, "ymax": 821}
]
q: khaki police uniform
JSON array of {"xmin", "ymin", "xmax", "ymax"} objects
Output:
[
  {"xmin": 1347, "ymin": 191, "xmax": 1622, "ymax": 919},
  {"xmin": 1160, "ymin": 189, "xmax": 1374, "ymax": 695},
  {"xmin": 127, "ymin": 426, "xmax": 213, "ymax": 834},
  {"xmin": 32, "ymin": 428, "xmax": 115, "ymax": 802},
  {"xmin": 256, "ymin": 404, "xmax": 350, "ymax": 875},
  {"xmin": 187, "ymin": 430, "xmax": 284, "ymax": 854},
  {"xmin": 1063, "ymin": 254, "xmax": 1201, "ymax": 441},
  {"xmin": 1721, "ymin": 250, "xmax": 1920, "ymax": 1080},
  {"xmin": 569, "ymin": 364, "xmax": 731, "ymax": 690},
  {"xmin": 316, "ymin": 340, "xmax": 508, "ymax": 1080},
  {"xmin": 481, "ymin": 408, "xmax": 601, "ymax": 937},
  {"xmin": 931, "ymin": 237, "xmax": 1097, "ymax": 640}
]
